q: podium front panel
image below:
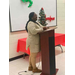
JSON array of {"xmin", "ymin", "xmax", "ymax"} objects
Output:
[{"xmin": 40, "ymin": 30, "xmax": 56, "ymax": 75}]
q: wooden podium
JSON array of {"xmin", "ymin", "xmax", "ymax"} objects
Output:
[{"xmin": 38, "ymin": 26, "xmax": 58, "ymax": 75}]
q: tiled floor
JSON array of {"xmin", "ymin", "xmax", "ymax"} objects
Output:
[{"xmin": 9, "ymin": 46, "xmax": 65, "ymax": 75}]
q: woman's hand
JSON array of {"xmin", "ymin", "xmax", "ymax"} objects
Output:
[{"xmin": 43, "ymin": 27, "xmax": 48, "ymax": 30}]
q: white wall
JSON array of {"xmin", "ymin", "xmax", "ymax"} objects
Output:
[
  {"xmin": 55, "ymin": 0, "xmax": 65, "ymax": 33},
  {"xmin": 9, "ymin": 0, "xmax": 65, "ymax": 58},
  {"xmin": 9, "ymin": 26, "xmax": 28, "ymax": 58}
]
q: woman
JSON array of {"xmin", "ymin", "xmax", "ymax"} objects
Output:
[{"xmin": 25, "ymin": 12, "xmax": 47, "ymax": 73}]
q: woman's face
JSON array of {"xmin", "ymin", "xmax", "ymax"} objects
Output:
[{"xmin": 32, "ymin": 13, "xmax": 37, "ymax": 21}]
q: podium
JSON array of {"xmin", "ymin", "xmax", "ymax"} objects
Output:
[{"xmin": 38, "ymin": 26, "xmax": 58, "ymax": 75}]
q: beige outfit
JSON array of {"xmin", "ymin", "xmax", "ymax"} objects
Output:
[
  {"xmin": 26, "ymin": 21, "xmax": 44, "ymax": 69},
  {"xmin": 26, "ymin": 21, "xmax": 44, "ymax": 53}
]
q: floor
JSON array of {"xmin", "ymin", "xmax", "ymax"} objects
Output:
[{"xmin": 9, "ymin": 46, "xmax": 65, "ymax": 75}]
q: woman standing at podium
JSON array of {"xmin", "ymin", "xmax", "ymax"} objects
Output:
[{"xmin": 25, "ymin": 12, "xmax": 47, "ymax": 73}]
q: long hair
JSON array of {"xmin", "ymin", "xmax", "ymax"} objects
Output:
[
  {"xmin": 25, "ymin": 12, "xmax": 39, "ymax": 32},
  {"xmin": 25, "ymin": 12, "xmax": 35, "ymax": 32}
]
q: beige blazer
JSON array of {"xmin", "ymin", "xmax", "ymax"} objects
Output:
[{"xmin": 26, "ymin": 21, "xmax": 44, "ymax": 53}]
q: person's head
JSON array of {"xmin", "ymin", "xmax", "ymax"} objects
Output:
[
  {"xmin": 29, "ymin": 12, "xmax": 37, "ymax": 21},
  {"xmin": 25, "ymin": 12, "xmax": 37, "ymax": 32}
]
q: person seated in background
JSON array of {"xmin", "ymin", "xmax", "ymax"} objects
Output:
[{"xmin": 25, "ymin": 12, "xmax": 48, "ymax": 73}]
